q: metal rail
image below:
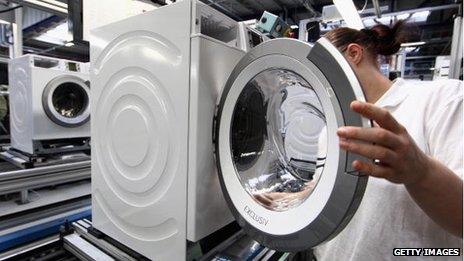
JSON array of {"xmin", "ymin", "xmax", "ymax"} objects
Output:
[
  {"xmin": 449, "ymin": 3, "xmax": 463, "ymax": 79},
  {"xmin": 0, "ymin": 161, "xmax": 90, "ymax": 196},
  {"xmin": 299, "ymin": 3, "xmax": 461, "ymax": 24},
  {"xmin": 298, "ymin": 3, "xmax": 461, "ymax": 41},
  {"xmin": 372, "ymin": 0, "xmax": 381, "ymax": 18},
  {"xmin": 0, "ymin": 235, "xmax": 60, "ymax": 260}
]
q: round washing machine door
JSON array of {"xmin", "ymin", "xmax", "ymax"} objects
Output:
[
  {"xmin": 214, "ymin": 37, "xmax": 372, "ymax": 251},
  {"xmin": 42, "ymin": 75, "xmax": 90, "ymax": 127}
]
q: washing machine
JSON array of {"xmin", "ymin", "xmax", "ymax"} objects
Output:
[
  {"xmin": 90, "ymin": 1, "xmax": 371, "ymax": 260},
  {"xmin": 8, "ymin": 55, "xmax": 90, "ymax": 155}
]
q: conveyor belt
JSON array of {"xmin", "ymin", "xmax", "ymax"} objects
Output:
[{"xmin": 0, "ymin": 195, "xmax": 91, "ymax": 231}]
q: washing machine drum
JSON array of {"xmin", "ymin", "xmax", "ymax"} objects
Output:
[
  {"xmin": 214, "ymin": 37, "xmax": 372, "ymax": 251},
  {"xmin": 42, "ymin": 75, "xmax": 90, "ymax": 127}
]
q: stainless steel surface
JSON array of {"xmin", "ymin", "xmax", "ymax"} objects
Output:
[
  {"xmin": 0, "ymin": 161, "xmax": 90, "ymax": 195},
  {"xmin": 449, "ymin": 14, "xmax": 462, "ymax": 79},
  {"xmin": 0, "ymin": 180, "xmax": 90, "ymax": 218},
  {"xmin": 0, "ymin": 235, "xmax": 60, "ymax": 260},
  {"xmin": 0, "ymin": 196, "xmax": 90, "ymax": 231},
  {"xmin": 20, "ymin": 190, "xmax": 29, "ymax": 204},
  {"xmin": 72, "ymin": 220, "xmax": 138, "ymax": 261},
  {"xmin": 10, "ymin": 3, "xmax": 22, "ymax": 59},
  {"xmin": 372, "ymin": 0, "xmax": 381, "ymax": 18},
  {"xmin": 0, "ymin": 160, "xmax": 89, "ymax": 179},
  {"xmin": 64, "ymin": 233, "xmax": 114, "ymax": 261},
  {"xmin": 231, "ymin": 69, "xmax": 326, "ymax": 211}
]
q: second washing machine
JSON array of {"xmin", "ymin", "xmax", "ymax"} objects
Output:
[{"xmin": 9, "ymin": 55, "xmax": 90, "ymax": 155}]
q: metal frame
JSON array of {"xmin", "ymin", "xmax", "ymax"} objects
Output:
[
  {"xmin": 0, "ymin": 235, "xmax": 60, "ymax": 260},
  {"xmin": 0, "ymin": 205, "xmax": 91, "ymax": 255},
  {"xmin": 298, "ymin": 3, "xmax": 461, "ymax": 41},
  {"xmin": 9, "ymin": 3, "xmax": 22, "ymax": 59},
  {"xmin": 69, "ymin": 220, "xmax": 140, "ymax": 261},
  {"xmin": 372, "ymin": 0, "xmax": 381, "ymax": 18},
  {"xmin": 67, "ymin": 0, "xmax": 83, "ymax": 43},
  {"xmin": 64, "ymin": 233, "xmax": 114, "ymax": 261},
  {"xmin": 449, "ymin": 5, "xmax": 463, "ymax": 79},
  {"xmin": 0, "ymin": 161, "xmax": 90, "ymax": 200}
]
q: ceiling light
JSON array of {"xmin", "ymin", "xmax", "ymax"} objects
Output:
[{"xmin": 401, "ymin": 41, "xmax": 426, "ymax": 47}]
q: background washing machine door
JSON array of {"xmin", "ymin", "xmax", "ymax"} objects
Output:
[
  {"xmin": 214, "ymin": 37, "xmax": 372, "ymax": 251},
  {"xmin": 42, "ymin": 75, "xmax": 90, "ymax": 127}
]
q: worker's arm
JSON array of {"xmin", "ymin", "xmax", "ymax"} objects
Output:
[{"xmin": 337, "ymin": 101, "xmax": 463, "ymax": 238}]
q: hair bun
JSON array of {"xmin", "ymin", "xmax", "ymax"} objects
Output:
[{"xmin": 369, "ymin": 20, "xmax": 407, "ymax": 56}]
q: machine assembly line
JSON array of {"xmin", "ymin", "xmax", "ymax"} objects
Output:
[{"xmin": 0, "ymin": 0, "xmax": 461, "ymax": 260}]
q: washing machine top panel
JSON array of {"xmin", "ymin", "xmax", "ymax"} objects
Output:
[{"xmin": 214, "ymin": 37, "xmax": 371, "ymax": 252}]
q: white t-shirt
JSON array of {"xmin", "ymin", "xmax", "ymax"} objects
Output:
[{"xmin": 314, "ymin": 78, "xmax": 463, "ymax": 261}]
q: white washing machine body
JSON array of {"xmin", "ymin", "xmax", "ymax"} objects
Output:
[
  {"xmin": 91, "ymin": 0, "xmax": 371, "ymax": 260},
  {"xmin": 90, "ymin": 1, "xmax": 254, "ymax": 260},
  {"xmin": 9, "ymin": 55, "xmax": 90, "ymax": 155}
]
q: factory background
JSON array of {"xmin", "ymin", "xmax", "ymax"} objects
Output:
[{"xmin": 0, "ymin": 0, "xmax": 461, "ymax": 260}]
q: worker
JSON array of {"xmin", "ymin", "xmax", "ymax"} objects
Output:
[{"xmin": 314, "ymin": 22, "xmax": 463, "ymax": 260}]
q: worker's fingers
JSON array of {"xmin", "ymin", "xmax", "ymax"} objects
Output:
[
  {"xmin": 350, "ymin": 101, "xmax": 405, "ymax": 134},
  {"xmin": 339, "ymin": 139, "xmax": 396, "ymax": 164},
  {"xmin": 337, "ymin": 126, "xmax": 402, "ymax": 149},
  {"xmin": 254, "ymin": 194, "xmax": 273, "ymax": 206},
  {"xmin": 352, "ymin": 160, "xmax": 393, "ymax": 180}
]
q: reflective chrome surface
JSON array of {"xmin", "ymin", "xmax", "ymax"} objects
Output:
[
  {"xmin": 231, "ymin": 69, "xmax": 327, "ymax": 211},
  {"xmin": 52, "ymin": 82, "xmax": 88, "ymax": 118}
]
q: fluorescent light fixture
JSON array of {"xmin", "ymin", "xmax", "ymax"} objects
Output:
[
  {"xmin": 35, "ymin": 22, "xmax": 72, "ymax": 45},
  {"xmin": 290, "ymin": 25, "xmax": 299, "ymax": 29},
  {"xmin": 412, "ymin": 11, "xmax": 430, "ymax": 22},
  {"xmin": 333, "ymin": 0, "xmax": 364, "ymax": 30},
  {"xmin": 40, "ymin": 0, "xmax": 67, "ymax": 8},
  {"xmin": 396, "ymin": 13, "xmax": 410, "ymax": 20},
  {"xmin": 401, "ymin": 41, "xmax": 426, "ymax": 47},
  {"xmin": 23, "ymin": 0, "xmax": 67, "ymax": 14}
]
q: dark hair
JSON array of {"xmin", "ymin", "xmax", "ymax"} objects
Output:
[{"xmin": 324, "ymin": 21, "xmax": 408, "ymax": 56}]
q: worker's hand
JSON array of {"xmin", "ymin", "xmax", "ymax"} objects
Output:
[
  {"xmin": 337, "ymin": 101, "xmax": 431, "ymax": 185},
  {"xmin": 253, "ymin": 182, "xmax": 315, "ymax": 209}
]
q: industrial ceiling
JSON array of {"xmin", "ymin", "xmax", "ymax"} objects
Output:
[
  {"xmin": 200, "ymin": 0, "xmax": 459, "ymax": 23},
  {"xmin": 0, "ymin": 0, "xmax": 459, "ymax": 62}
]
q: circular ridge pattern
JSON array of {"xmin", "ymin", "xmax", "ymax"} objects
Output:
[
  {"xmin": 11, "ymin": 68, "xmax": 28, "ymax": 134},
  {"xmin": 95, "ymin": 67, "xmax": 178, "ymax": 207}
]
